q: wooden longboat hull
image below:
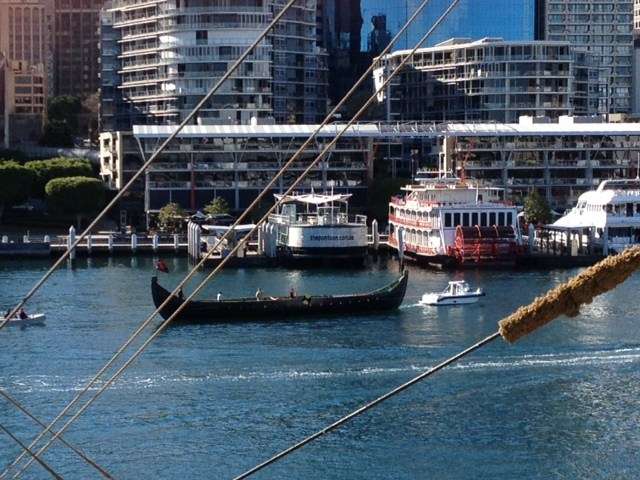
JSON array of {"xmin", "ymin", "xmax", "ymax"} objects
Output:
[{"xmin": 151, "ymin": 272, "xmax": 408, "ymax": 324}]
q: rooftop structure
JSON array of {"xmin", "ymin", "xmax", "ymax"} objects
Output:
[{"xmin": 374, "ymin": 38, "xmax": 601, "ymax": 123}]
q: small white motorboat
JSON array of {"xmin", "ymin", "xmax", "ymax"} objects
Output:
[
  {"xmin": 1, "ymin": 313, "xmax": 46, "ymax": 326},
  {"xmin": 420, "ymin": 281, "xmax": 484, "ymax": 306}
]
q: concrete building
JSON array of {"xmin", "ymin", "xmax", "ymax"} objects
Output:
[
  {"xmin": 542, "ymin": 0, "xmax": 634, "ymax": 114},
  {"xmin": 0, "ymin": 0, "xmax": 52, "ymax": 146},
  {"xmin": 99, "ymin": 117, "xmax": 640, "ymax": 224},
  {"xmin": 99, "ymin": 124, "xmax": 375, "ymax": 223},
  {"xmin": 100, "ymin": 0, "xmax": 328, "ymax": 132},
  {"xmin": 374, "ymin": 38, "xmax": 601, "ymax": 123},
  {"xmin": 52, "ymin": 0, "xmax": 103, "ymax": 98}
]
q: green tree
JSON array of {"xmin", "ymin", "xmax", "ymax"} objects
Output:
[
  {"xmin": 25, "ymin": 157, "xmax": 94, "ymax": 196},
  {"xmin": 524, "ymin": 190, "xmax": 551, "ymax": 225},
  {"xmin": 45, "ymin": 176, "xmax": 105, "ymax": 227},
  {"xmin": 203, "ymin": 197, "xmax": 230, "ymax": 216},
  {"xmin": 158, "ymin": 202, "xmax": 186, "ymax": 232},
  {"xmin": 0, "ymin": 162, "xmax": 36, "ymax": 221},
  {"xmin": 41, "ymin": 96, "xmax": 82, "ymax": 147}
]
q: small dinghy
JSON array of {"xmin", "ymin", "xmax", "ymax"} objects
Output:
[
  {"xmin": 420, "ymin": 281, "xmax": 484, "ymax": 306},
  {"xmin": 1, "ymin": 313, "xmax": 46, "ymax": 326}
]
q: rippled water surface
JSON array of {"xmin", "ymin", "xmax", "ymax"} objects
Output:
[{"xmin": 1, "ymin": 257, "xmax": 639, "ymax": 479}]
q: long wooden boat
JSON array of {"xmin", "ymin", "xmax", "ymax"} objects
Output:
[{"xmin": 151, "ymin": 271, "xmax": 408, "ymax": 324}]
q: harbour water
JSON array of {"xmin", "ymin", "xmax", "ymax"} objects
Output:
[{"xmin": 1, "ymin": 257, "xmax": 639, "ymax": 478}]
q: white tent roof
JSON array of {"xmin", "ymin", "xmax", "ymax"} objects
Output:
[
  {"xmin": 201, "ymin": 224, "xmax": 255, "ymax": 233},
  {"xmin": 274, "ymin": 193, "xmax": 352, "ymax": 205}
]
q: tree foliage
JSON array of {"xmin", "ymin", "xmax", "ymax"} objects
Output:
[
  {"xmin": 25, "ymin": 157, "xmax": 94, "ymax": 196},
  {"xmin": 41, "ymin": 96, "xmax": 82, "ymax": 147},
  {"xmin": 45, "ymin": 176, "xmax": 105, "ymax": 224},
  {"xmin": 524, "ymin": 190, "xmax": 551, "ymax": 225},
  {"xmin": 158, "ymin": 202, "xmax": 186, "ymax": 232},
  {"xmin": 0, "ymin": 162, "xmax": 36, "ymax": 217},
  {"xmin": 367, "ymin": 176, "xmax": 410, "ymax": 223},
  {"xmin": 203, "ymin": 197, "xmax": 230, "ymax": 216}
]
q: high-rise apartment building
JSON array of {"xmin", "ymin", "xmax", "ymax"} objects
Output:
[
  {"xmin": 100, "ymin": 0, "xmax": 327, "ymax": 132},
  {"xmin": 542, "ymin": 0, "xmax": 634, "ymax": 114},
  {"xmin": 272, "ymin": 0, "xmax": 328, "ymax": 123},
  {"xmin": 633, "ymin": 0, "xmax": 640, "ymax": 114},
  {"xmin": 53, "ymin": 0, "xmax": 103, "ymax": 97},
  {"xmin": 374, "ymin": 38, "xmax": 601, "ymax": 123},
  {"xmin": 320, "ymin": 0, "xmax": 540, "ymax": 108},
  {"xmin": 0, "ymin": 0, "xmax": 52, "ymax": 146}
]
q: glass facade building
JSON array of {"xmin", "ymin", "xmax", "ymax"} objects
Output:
[{"xmin": 360, "ymin": 0, "xmax": 538, "ymax": 54}]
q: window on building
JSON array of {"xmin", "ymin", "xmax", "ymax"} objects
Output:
[
  {"xmin": 445, "ymin": 213, "xmax": 452, "ymax": 227},
  {"xmin": 471, "ymin": 212, "xmax": 478, "ymax": 226},
  {"xmin": 498, "ymin": 212, "xmax": 505, "ymax": 226},
  {"xmin": 463, "ymin": 212, "xmax": 469, "ymax": 226},
  {"xmin": 489, "ymin": 212, "xmax": 496, "ymax": 226},
  {"xmin": 480, "ymin": 212, "xmax": 487, "ymax": 226},
  {"xmin": 453, "ymin": 212, "xmax": 460, "ymax": 226}
]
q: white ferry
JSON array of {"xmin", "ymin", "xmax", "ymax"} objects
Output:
[
  {"xmin": 267, "ymin": 193, "xmax": 368, "ymax": 265},
  {"xmin": 553, "ymin": 179, "xmax": 640, "ymax": 253},
  {"xmin": 388, "ymin": 171, "xmax": 523, "ymax": 268}
]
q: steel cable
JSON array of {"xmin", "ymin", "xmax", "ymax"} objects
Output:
[{"xmin": 9, "ymin": 0, "xmax": 461, "ymax": 477}]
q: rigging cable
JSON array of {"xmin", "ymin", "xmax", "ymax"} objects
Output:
[
  {"xmin": 0, "ymin": 0, "xmax": 300, "ymax": 332},
  {"xmin": 8, "ymin": 1, "xmax": 463, "ymax": 477},
  {"xmin": 0, "ymin": 389, "xmax": 114, "ymax": 479},
  {"xmin": 0, "ymin": 422, "xmax": 63, "ymax": 480},
  {"xmin": 232, "ymin": 245, "xmax": 640, "ymax": 478},
  {"xmin": 0, "ymin": 0, "xmax": 300, "ymax": 475},
  {"xmin": 3, "ymin": 0, "xmax": 441, "ymax": 475}
]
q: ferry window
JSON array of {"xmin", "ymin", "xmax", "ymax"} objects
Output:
[
  {"xmin": 498, "ymin": 212, "xmax": 505, "ymax": 226},
  {"xmin": 445, "ymin": 213, "xmax": 452, "ymax": 227},
  {"xmin": 454, "ymin": 213, "xmax": 461, "ymax": 226},
  {"xmin": 507, "ymin": 212, "xmax": 513, "ymax": 225},
  {"xmin": 489, "ymin": 212, "xmax": 496, "ymax": 226},
  {"xmin": 463, "ymin": 213, "xmax": 470, "ymax": 226},
  {"xmin": 471, "ymin": 212, "xmax": 478, "ymax": 226},
  {"xmin": 480, "ymin": 212, "xmax": 487, "ymax": 226},
  {"xmin": 606, "ymin": 204, "xmax": 613, "ymax": 214}
]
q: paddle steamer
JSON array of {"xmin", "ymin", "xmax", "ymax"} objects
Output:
[{"xmin": 388, "ymin": 170, "xmax": 523, "ymax": 268}]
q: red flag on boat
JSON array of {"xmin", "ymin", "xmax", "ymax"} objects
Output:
[{"xmin": 156, "ymin": 259, "xmax": 169, "ymax": 273}]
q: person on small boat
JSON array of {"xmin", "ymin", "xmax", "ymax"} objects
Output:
[
  {"xmin": 255, "ymin": 288, "xmax": 263, "ymax": 301},
  {"xmin": 178, "ymin": 288, "xmax": 184, "ymax": 300},
  {"xmin": 18, "ymin": 308, "xmax": 28, "ymax": 320},
  {"xmin": 289, "ymin": 287, "xmax": 296, "ymax": 299},
  {"xmin": 217, "ymin": 292, "xmax": 223, "ymax": 301}
]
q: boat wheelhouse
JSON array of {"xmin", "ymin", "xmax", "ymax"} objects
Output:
[
  {"xmin": 553, "ymin": 179, "xmax": 640, "ymax": 253},
  {"xmin": 266, "ymin": 193, "xmax": 368, "ymax": 265},
  {"xmin": 388, "ymin": 171, "xmax": 523, "ymax": 268}
]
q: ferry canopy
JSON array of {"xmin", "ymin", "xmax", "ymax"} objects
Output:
[
  {"xmin": 274, "ymin": 193, "xmax": 352, "ymax": 205},
  {"xmin": 201, "ymin": 224, "xmax": 255, "ymax": 234}
]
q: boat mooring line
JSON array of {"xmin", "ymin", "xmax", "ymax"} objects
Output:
[
  {"xmin": 8, "ymin": 0, "xmax": 457, "ymax": 476},
  {"xmin": 233, "ymin": 246, "xmax": 640, "ymax": 478}
]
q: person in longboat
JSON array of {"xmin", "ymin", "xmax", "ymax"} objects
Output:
[
  {"xmin": 255, "ymin": 288, "xmax": 263, "ymax": 301},
  {"xmin": 217, "ymin": 291, "xmax": 223, "ymax": 301},
  {"xmin": 18, "ymin": 308, "xmax": 28, "ymax": 320}
]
